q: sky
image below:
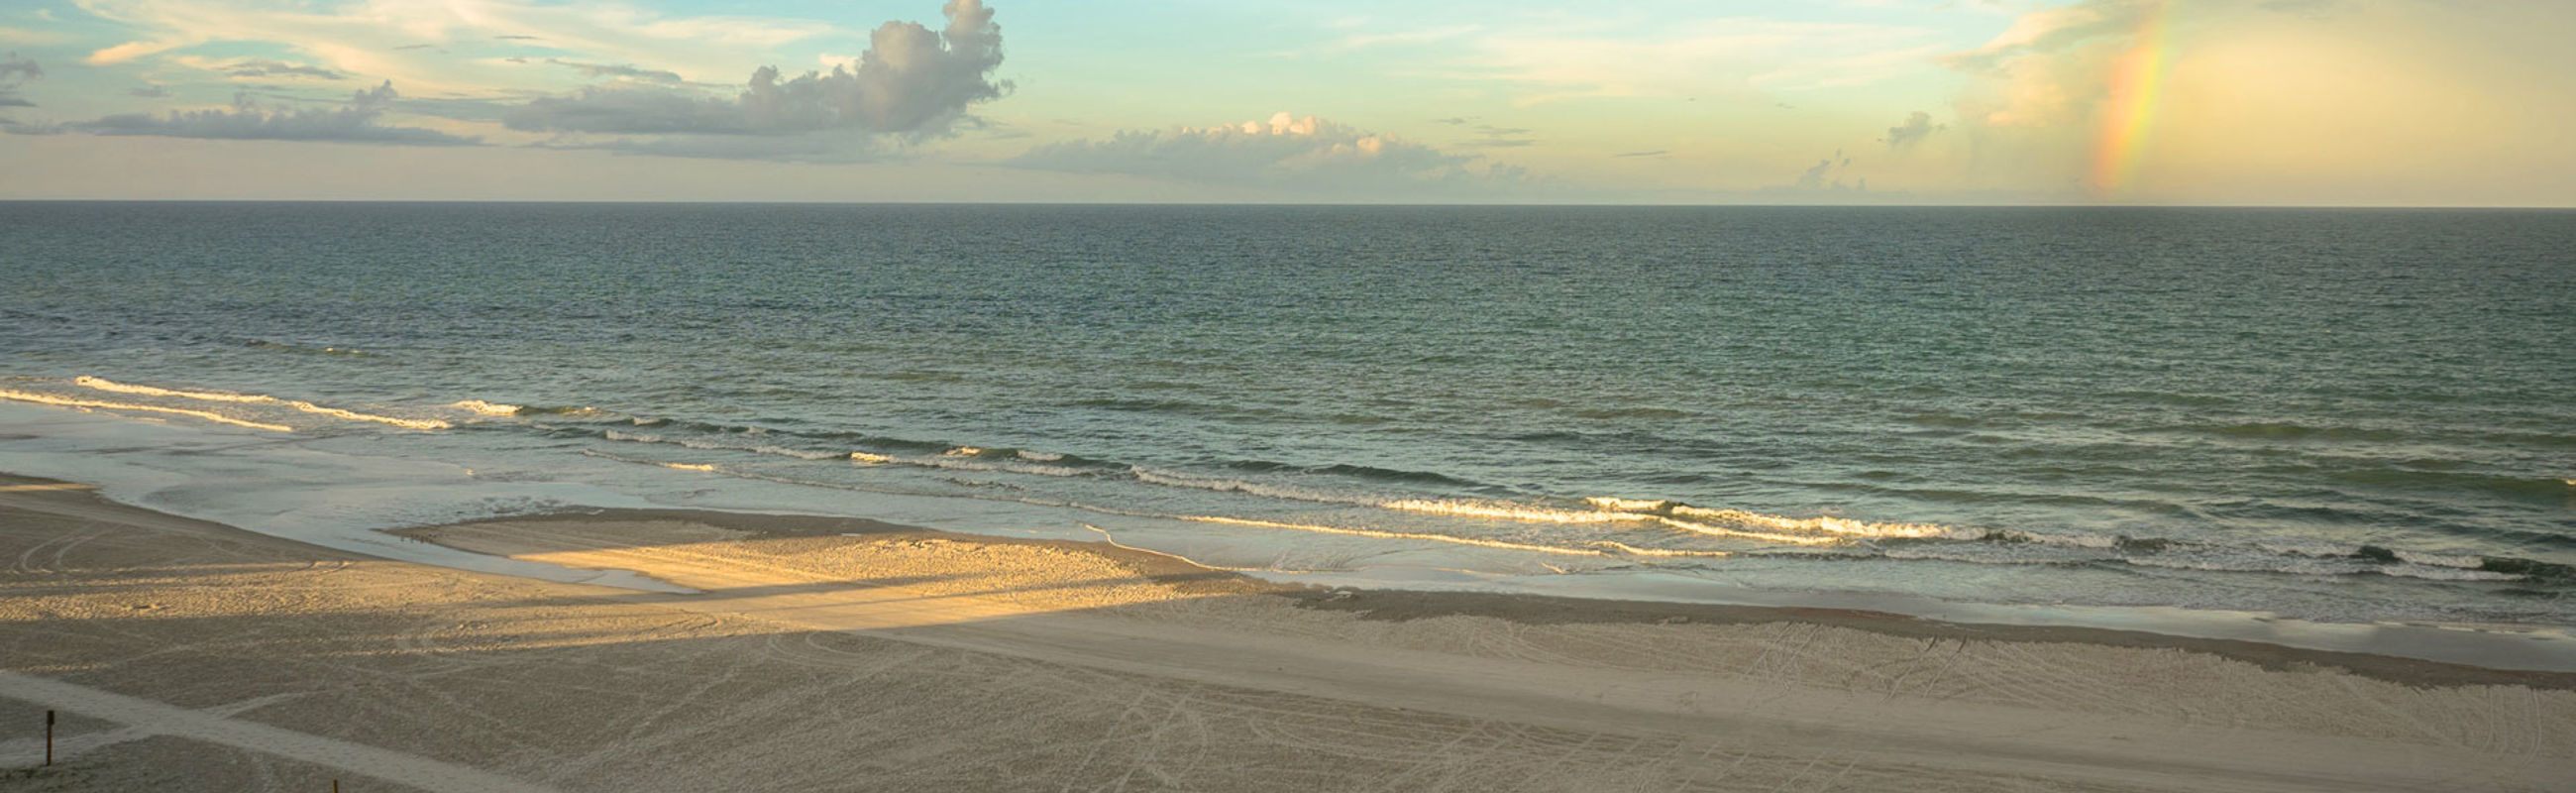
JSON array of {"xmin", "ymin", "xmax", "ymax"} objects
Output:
[{"xmin": 0, "ymin": 0, "xmax": 2567, "ymax": 205}]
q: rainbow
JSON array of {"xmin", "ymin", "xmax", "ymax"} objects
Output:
[{"xmin": 2091, "ymin": 0, "xmax": 2178, "ymax": 195}]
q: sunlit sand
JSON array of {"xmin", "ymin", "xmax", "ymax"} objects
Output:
[{"xmin": 5, "ymin": 475, "xmax": 2570, "ymax": 791}]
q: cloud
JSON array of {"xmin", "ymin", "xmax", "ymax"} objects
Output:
[
  {"xmin": 57, "ymin": 81, "xmax": 480, "ymax": 146},
  {"xmin": 1612, "ymin": 150, "xmax": 1667, "ymax": 158},
  {"xmin": 1461, "ymin": 123, "xmax": 1535, "ymax": 148},
  {"xmin": 128, "ymin": 85, "xmax": 172, "ymax": 98},
  {"xmin": 73, "ymin": 0, "xmax": 845, "ymax": 95},
  {"xmin": 546, "ymin": 58, "xmax": 683, "ymax": 83},
  {"xmin": 1881, "ymin": 110, "xmax": 1943, "ymax": 148},
  {"xmin": 1010, "ymin": 111, "xmax": 1522, "ymax": 193},
  {"xmin": 212, "ymin": 57, "xmax": 348, "ymax": 80},
  {"xmin": 0, "ymin": 54, "xmax": 40, "ymax": 108},
  {"xmin": 1943, "ymin": 0, "xmax": 2153, "ymax": 74},
  {"xmin": 501, "ymin": 0, "xmax": 1006, "ymax": 152},
  {"xmin": 1759, "ymin": 150, "xmax": 1874, "ymax": 198},
  {"xmin": 1942, "ymin": 0, "xmax": 2153, "ymax": 128}
]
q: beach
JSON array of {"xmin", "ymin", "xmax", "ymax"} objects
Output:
[{"xmin": 4, "ymin": 472, "xmax": 2570, "ymax": 792}]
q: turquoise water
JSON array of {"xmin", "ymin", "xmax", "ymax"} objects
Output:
[{"xmin": 4, "ymin": 202, "xmax": 2571, "ymax": 624}]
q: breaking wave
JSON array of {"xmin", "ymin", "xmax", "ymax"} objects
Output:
[
  {"xmin": 73, "ymin": 377, "xmax": 449, "ymax": 430},
  {"xmin": 566, "ymin": 415, "xmax": 2576, "ymax": 584},
  {"xmin": 0, "ymin": 388, "xmax": 294, "ymax": 432}
]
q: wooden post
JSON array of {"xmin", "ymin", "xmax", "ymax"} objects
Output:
[{"xmin": 43, "ymin": 710, "xmax": 54, "ymax": 766}]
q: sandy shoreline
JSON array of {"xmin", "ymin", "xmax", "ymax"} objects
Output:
[
  {"xmin": 6, "ymin": 473, "xmax": 2574, "ymax": 791},
  {"xmin": 475, "ymin": 507, "xmax": 2576, "ymax": 690}
]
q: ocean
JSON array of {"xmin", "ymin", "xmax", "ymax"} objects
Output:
[{"xmin": 4, "ymin": 201, "xmax": 2571, "ymax": 631}]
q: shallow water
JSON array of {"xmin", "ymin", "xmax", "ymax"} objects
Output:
[{"xmin": 3, "ymin": 202, "xmax": 2571, "ymax": 626}]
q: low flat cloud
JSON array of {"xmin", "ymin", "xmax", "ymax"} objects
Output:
[
  {"xmin": 61, "ymin": 81, "xmax": 480, "ymax": 146},
  {"xmin": 1460, "ymin": 123, "xmax": 1535, "ymax": 148},
  {"xmin": 1882, "ymin": 110, "xmax": 1942, "ymax": 148},
  {"xmin": 1010, "ymin": 111, "xmax": 1522, "ymax": 193},
  {"xmin": 215, "ymin": 57, "xmax": 347, "ymax": 80},
  {"xmin": 546, "ymin": 58, "xmax": 683, "ymax": 83},
  {"xmin": 502, "ymin": 0, "xmax": 1006, "ymax": 156}
]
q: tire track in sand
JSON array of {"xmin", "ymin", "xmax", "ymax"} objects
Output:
[{"xmin": 0, "ymin": 671, "xmax": 560, "ymax": 793}]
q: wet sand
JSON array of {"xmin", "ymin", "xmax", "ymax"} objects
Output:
[{"xmin": 4, "ymin": 473, "xmax": 2572, "ymax": 791}]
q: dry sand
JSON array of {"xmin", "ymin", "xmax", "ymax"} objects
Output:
[{"xmin": 2, "ymin": 473, "xmax": 2571, "ymax": 792}]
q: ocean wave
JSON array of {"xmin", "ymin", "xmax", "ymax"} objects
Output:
[
  {"xmin": 566, "ymin": 440, "xmax": 2573, "ymax": 586},
  {"xmin": 1132, "ymin": 468, "xmax": 1381, "ymax": 506},
  {"xmin": 577, "ymin": 450, "xmax": 1724, "ymax": 563},
  {"xmin": 0, "ymin": 388, "xmax": 294, "ymax": 432},
  {"xmin": 596, "ymin": 428, "xmax": 1098, "ymax": 477},
  {"xmin": 554, "ymin": 407, "xmax": 2572, "ymax": 586},
  {"xmin": 1221, "ymin": 459, "xmax": 1485, "ymax": 488},
  {"xmin": 2373, "ymin": 564, "xmax": 2522, "ymax": 582},
  {"xmin": 601, "ymin": 429, "xmax": 848, "ymax": 461},
  {"xmin": 453, "ymin": 399, "xmax": 614, "ymax": 419},
  {"xmin": 1667, "ymin": 504, "xmax": 1969, "ymax": 540},
  {"xmin": 73, "ymin": 377, "xmax": 449, "ymax": 430},
  {"xmin": 906, "ymin": 452, "xmax": 1093, "ymax": 479},
  {"xmin": 451, "ymin": 399, "xmax": 524, "ymax": 416}
]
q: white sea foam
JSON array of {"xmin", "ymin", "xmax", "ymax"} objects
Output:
[
  {"xmin": 601, "ymin": 429, "xmax": 1091, "ymax": 475},
  {"xmin": 2122, "ymin": 555, "xmax": 2349, "ymax": 575},
  {"xmin": 598, "ymin": 429, "xmax": 844, "ymax": 461},
  {"xmin": 2393, "ymin": 550, "xmax": 2486, "ymax": 569},
  {"xmin": 452, "ymin": 399, "xmax": 523, "ymax": 416},
  {"xmin": 73, "ymin": 376, "xmax": 450, "ymax": 430},
  {"xmin": 908, "ymin": 454, "xmax": 1092, "ymax": 479},
  {"xmin": 1383, "ymin": 499, "xmax": 1655, "ymax": 524},
  {"xmin": 2376, "ymin": 564, "xmax": 2519, "ymax": 582},
  {"xmin": 1667, "ymin": 505, "xmax": 1966, "ymax": 540},
  {"xmin": 1131, "ymin": 468, "xmax": 1378, "ymax": 506},
  {"xmin": 0, "ymin": 389, "xmax": 294, "ymax": 432},
  {"xmin": 1397, "ymin": 496, "xmax": 1954, "ymax": 546},
  {"xmin": 1584, "ymin": 496, "xmax": 1679, "ymax": 512},
  {"xmin": 1649, "ymin": 516, "xmax": 1843, "ymax": 546},
  {"xmin": 1166, "ymin": 513, "xmax": 1728, "ymax": 559}
]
